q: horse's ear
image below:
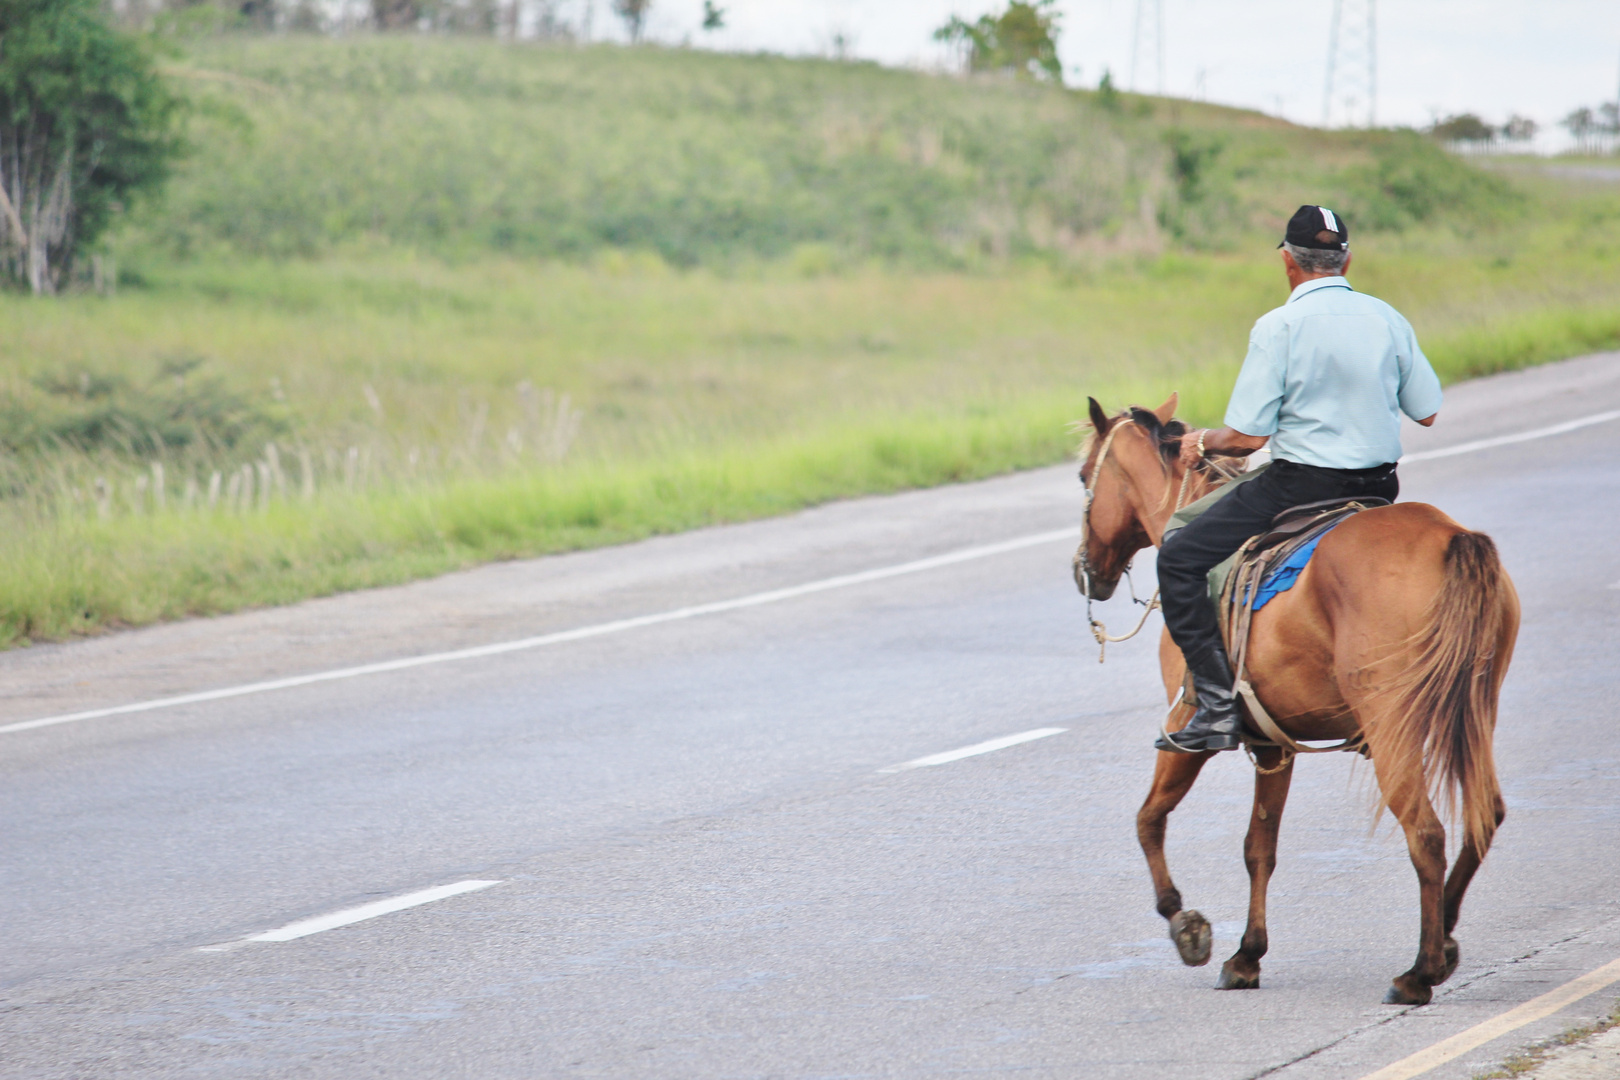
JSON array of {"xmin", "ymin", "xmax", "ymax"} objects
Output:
[
  {"xmin": 1153, "ymin": 392, "xmax": 1179, "ymax": 427},
  {"xmin": 1088, "ymin": 396, "xmax": 1111, "ymax": 434}
]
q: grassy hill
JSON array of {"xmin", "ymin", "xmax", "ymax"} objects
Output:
[
  {"xmin": 127, "ymin": 36, "xmax": 1510, "ymax": 267},
  {"xmin": 1, "ymin": 35, "xmax": 1617, "ymax": 646}
]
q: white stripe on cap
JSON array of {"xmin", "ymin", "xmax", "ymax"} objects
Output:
[{"xmin": 1319, "ymin": 206, "xmax": 1340, "ymax": 233}]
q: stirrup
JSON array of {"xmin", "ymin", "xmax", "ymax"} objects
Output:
[{"xmin": 1155, "ymin": 726, "xmax": 1240, "ymax": 753}]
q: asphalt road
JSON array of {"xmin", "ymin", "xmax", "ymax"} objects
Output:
[{"xmin": 3, "ymin": 352, "xmax": 1619, "ymax": 1079}]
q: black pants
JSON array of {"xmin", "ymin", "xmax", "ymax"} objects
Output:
[{"xmin": 1157, "ymin": 459, "xmax": 1399, "ymax": 669}]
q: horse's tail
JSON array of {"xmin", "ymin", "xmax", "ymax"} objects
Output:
[{"xmin": 1381, "ymin": 530, "xmax": 1510, "ymax": 853}]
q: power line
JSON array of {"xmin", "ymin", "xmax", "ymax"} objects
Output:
[{"xmin": 1323, "ymin": 0, "xmax": 1376, "ymax": 128}]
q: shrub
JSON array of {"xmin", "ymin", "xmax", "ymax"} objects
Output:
[{"xmin": 1342, "ymin": 131, "xmax": 1521, "ymax": 230}]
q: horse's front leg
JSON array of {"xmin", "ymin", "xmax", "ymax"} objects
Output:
[
  {"xmin": 1218, "ymin": 747, "xmax": 1295, "ymax": 989},
  {"xmin": 1138, "ymin": 735, "xmax": 1216, "ymax": 967}
]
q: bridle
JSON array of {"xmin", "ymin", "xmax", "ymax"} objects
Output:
[
  {"xmin": 1077, "ymin": 417, "xmax": 1237, "ymax": 662},
  {"xmin": 1077, "ymin": 418, "xmax": 1168, "ymax": 662}
]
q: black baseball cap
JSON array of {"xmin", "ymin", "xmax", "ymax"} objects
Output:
[{"xmin": 1278, "ymin": 205, "xmax": 1349, "ymax": 250}]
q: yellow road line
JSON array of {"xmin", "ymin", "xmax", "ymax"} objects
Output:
[{"xmin": 1358, "ymin": 956, "xmax": 1620, "ymax": 1080}]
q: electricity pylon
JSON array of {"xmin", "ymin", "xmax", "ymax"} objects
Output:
[
  {"xmin": 1323, "ymin": 0, "xmax": 1377, "ymax": 128},
  {"xmin": 1131, "ymin": 0, "xmax": 1164, "ymax": 95}
]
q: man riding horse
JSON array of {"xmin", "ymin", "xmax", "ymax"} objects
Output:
[{"xmin": 1156, "ymin": 204, "xmax": 1444, "ymax": 753}]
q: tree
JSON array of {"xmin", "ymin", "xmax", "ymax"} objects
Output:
[
  {"xmin": 700, "ymin": 0, "xmax": 722, "ymax": 32},
  {"xmin": 1429, "ymin": 113, "xmax": 1494, "ymax": 144},
  {"xmin": 372, "ymin": 0, "xmax": 421, "ymax": 30},
  {"xmin": 0, "ymin": 0, "xmax": 181, "ymax": 294},
  {"xmin": 1500, "ymin": 115, "xmax": 1538, "ymax": 143},
  {"xmin": 1562, "ymin": 106, "xmax": 1597, "ymax": 153},
  {"xmin": 1567, "ymin": 102, "xmax": 1620, "ymax": 153},
  {"xmin": 611, "ymin": 0, "xmax": 648, "ymax": 42},
  {"xmin": 933, "ymin": 0, "xmax": 1062, "ymax": 83},
  {"xmin": 236, "ymin": 0, "xmax": 276, "ymax": 29},
  {"xmin": 1096, "ymin": 68, "xmax": 1119, "ymax": 111}
]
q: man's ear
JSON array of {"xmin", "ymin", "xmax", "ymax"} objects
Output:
[
  {"xmin": 1280, "ymin": 248, "xmax": 1299, "ymax": 274},
  {"xmin": 1088, "ymin": 396, "xmax": 1111, "ymax": 434},
  {"xmin": 1153, "ymin": 392, "xmax": 1178, "ymax": 427}
]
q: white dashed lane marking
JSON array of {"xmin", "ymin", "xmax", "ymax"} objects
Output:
[
  {"xmin": 876, "ymin": 727, "xmax": 1069, "ymax": 774},
  {"xmin": 197, "ymin": 880, "xmax": 502, "ymax": 951}
]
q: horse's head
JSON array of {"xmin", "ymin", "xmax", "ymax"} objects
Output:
[{"xmin": 1073, "ymin": 392, "xmax": 1186, "ymax": 600}]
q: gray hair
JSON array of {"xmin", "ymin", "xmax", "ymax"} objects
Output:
[{"xmin": 1283, "ymin": 241, "xmax": 1348, "ymax": 275}]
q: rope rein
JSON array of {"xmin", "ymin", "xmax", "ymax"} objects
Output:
[{"xmin": 1078, "ymin": 420, "xmax": 1225, "ymax": 663}]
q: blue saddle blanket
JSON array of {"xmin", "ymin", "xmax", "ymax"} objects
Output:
[{"xmin": 1239, "ymin": 519, "xmax": 1346, "ymax": 611}]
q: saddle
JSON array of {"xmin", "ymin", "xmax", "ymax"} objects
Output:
[
  {"xmin": 1218, "ymin": 497, "xmax": 1387, "ymax": 629},
  {"xmin": 1251, "ymin": 497, "xmax": 1390, "ymax": 552},
  {"xmin": 1207, "ymin": 497, "xmax": 1389, "ymax": 759}
]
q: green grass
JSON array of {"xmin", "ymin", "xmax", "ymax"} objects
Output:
[{"xmin": 2, "ymin": 36, "xmax": 1618, "ymax": 647}]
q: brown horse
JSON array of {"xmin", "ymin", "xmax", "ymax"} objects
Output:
[{"xmin": 1076, "ymin": 394, "xmax": 1519, "ymax": 1005}]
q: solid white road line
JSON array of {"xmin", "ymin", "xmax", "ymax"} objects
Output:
[
  {"xmin": 8, "ymin": 405, "xmax": 1616, "ymax": 741},
  {"xmin": 1401, "ymin": 408, "xmax": 1620, "ymax": 463},
  {"xmin": 197, "ymin": 880, "xmax": 502, "ymax": 951},
  {"xmin": 0, "ymin": 527, "xmax": 1082, "ymax": 738},
  {"xmin": 876, "ymin": 727, "xmax": 1069, "ymax": 774},
  {"xmin": 1356, "ymin": 954, "xmax": 1620, "ymax": 1080}
]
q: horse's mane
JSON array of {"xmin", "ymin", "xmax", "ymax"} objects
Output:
[
  {"xmin": 1125, "ymin": 407, "xmax": 1190, "ymax": 472},
  {"xmin": 1079, "ymin": 406, "xmax": 1189, "ymax": 475}
]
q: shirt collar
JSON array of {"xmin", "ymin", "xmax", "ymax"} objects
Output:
[{"xmin": 1287, "ymin": 276, "xmax": 1354, "ymax": 303}]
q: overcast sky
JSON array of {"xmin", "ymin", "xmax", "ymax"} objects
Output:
[{"xmin": 606, "ymin": 0, "xmax": 1619, "ymax": 145}]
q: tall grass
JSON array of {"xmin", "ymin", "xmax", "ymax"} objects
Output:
[{"xmin": 0, "ymin": 402, "xmax": 1077, "ymax": 642}]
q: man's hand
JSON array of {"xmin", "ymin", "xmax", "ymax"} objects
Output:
[
  {"xmin": 1179, "ymin": 430, "xmax": 1208, "ymax": 470},
  {"xmin": 1180, "ymin": 426, "xmax": 1270, "ymax": 469}
]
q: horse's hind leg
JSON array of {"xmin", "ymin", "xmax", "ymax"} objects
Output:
[
  {"xmin": 1373, "ymin": 752, "xmax": 1450, "ymax": 1006},
  {"xmin": 1138, "ymin": 744, "xmax": 1215, "ymax": 966},
  {"xmin": 1436, "ymin": 792, "xmax": 1506, "ymax": 985},
  {"xmin": 1218, "ymin": 747, "xmax": 1295, "ymax": 990}
]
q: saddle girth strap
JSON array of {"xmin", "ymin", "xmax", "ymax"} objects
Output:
[{"xmin": 1218, "ymin": 503, "xmax": 1376, "ymax": 758}]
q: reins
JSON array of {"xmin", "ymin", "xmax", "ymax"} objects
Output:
[{"xmin": 1078, "ymin": 419, "xmax": 1221, "ymax": 663}]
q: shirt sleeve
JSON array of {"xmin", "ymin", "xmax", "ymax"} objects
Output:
[
  {"xmin": 1223, "ymin": 316, "xmax": 1286, "ymax": 436},
  {"xmin": 1393, "ymin": 314, "xmax": 1443, "ymax": 421}
]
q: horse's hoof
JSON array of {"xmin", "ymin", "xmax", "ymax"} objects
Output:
[
  {"xmin": 1169, "ymin": 910, "xmax": 1213, "ymax": 967},
  {"xmin": 1439, "ymin": 939, "xmax": 1460, "ymax": 984},
  {"xmin": 1383, "ymin": 980, "xmax": 1433, "ymax": 1006},
  {"xmin": 1217, "ymin": 963, "xmax": 1260, "ymax": 990}
]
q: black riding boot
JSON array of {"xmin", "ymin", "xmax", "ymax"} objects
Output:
[{"xmin": 1155, "ymin": 645, "xmax": 1243, "ymax": 753}]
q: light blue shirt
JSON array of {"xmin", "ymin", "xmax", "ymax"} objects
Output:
[{"xmin": 1224, "ymin": 276, "xmax": 1443, "ymax": 469}]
